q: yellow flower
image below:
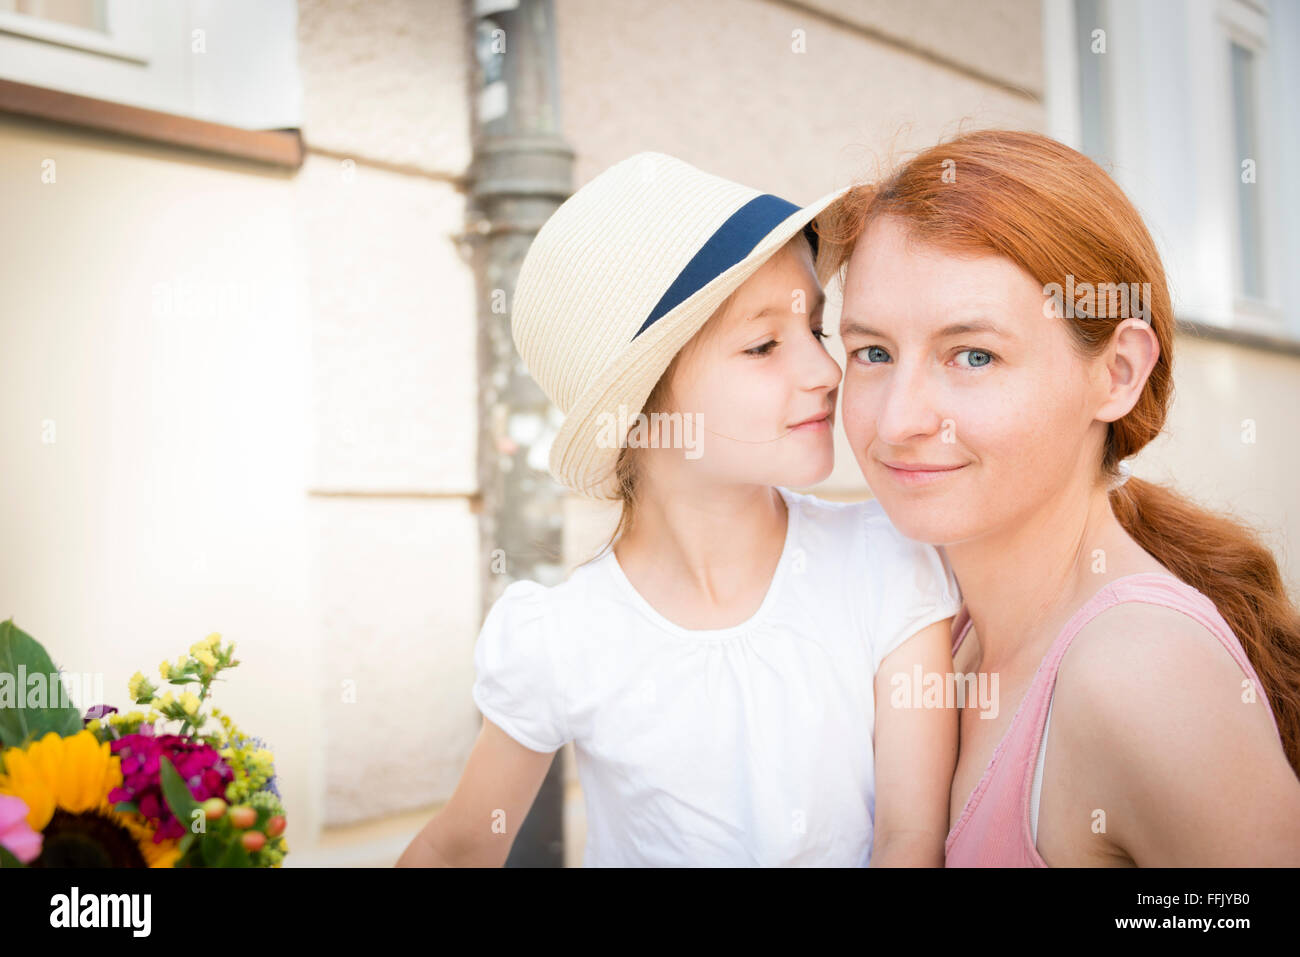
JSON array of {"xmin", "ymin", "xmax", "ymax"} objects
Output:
[
  {"xmin": 157, "ymin": 691, "xmax": 175, "ymax": 709},
  {"xmin": 159, "ymin": 660, "xmax": 171, "ymax": 680},
  {"xmin": 204, "ymin": 632, "xmax": 222, "ymax": 648},
  {"xmin": 0, "ymin": 730, "xmax": 179, "ymax": 867},
  {"xmin": 179, "ymin": 692, "xmax": 200, "ymax": 716},
  {"xmin": 194, "ymin": 648, "xmax": 217, "ymax": 671},
  {"xmin": 127, "ymin": 671, "xmax": 146, "ymax": 699}
]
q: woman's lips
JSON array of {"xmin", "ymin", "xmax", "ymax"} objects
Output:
[{"xmin": 878, "ymin": 461, "xmax": 968, "ymax": 486}]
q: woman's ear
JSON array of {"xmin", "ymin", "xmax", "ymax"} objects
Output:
[{"xmin": 1095, "ymin": 318, "xmax": 1160, "ymax": 423}]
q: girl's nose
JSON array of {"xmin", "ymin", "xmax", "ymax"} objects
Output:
[{"xmin": 803, "ymin": 333, "xmax": 843, "ymax": 392}]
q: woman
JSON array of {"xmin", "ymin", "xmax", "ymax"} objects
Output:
[{"xmin": 816, "ymin": 129, "xmax": 1300, "ymax": 866}]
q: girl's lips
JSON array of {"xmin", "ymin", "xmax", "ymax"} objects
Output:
[
  {"xmin": 790, "ymin": 415, "xmax": 831, "ymax": 432},
  {"xmin": 879, "ymin": 462, "xmax": 967, "ymax": 486}
]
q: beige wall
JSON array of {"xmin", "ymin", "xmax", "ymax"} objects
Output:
[
  {"xmin": 1, "ymin": 0, "xmax": 1296, "ymax": 869},
  {"xmin": 0, "ymin": 114, "xmax": 321, "ymax": 852},
  {"xmin": 0, "ymin": 0, "xmax": 482, "ymax": 864},
  {"xmin": 1141, "ymin": 335, "xmax": 1300, "ymax": 593}
]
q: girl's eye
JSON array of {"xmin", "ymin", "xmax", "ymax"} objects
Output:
[
  {"xmin": 747, "ymin": 328, "xmax": 830, "ymax": 356},
  {"xmin": 954, "ymin": 349, "xmax": 995, "ymax": 368},
  {"xmin": 853, "ymin": 345, "xmax": 891, "ymax": 364}
]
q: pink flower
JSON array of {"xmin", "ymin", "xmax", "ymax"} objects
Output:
[{"xmin": 0, "ymin": 794, "xmax": 43, "ymax": 864}]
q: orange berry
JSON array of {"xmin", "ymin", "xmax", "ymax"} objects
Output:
[{"xmin": 228, "ymin": 805, "xmax": 256, "ymax": 829}]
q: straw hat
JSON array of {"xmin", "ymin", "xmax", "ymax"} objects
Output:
[{"xmin": 511, "ymin": 151, "xmax": 850, "ymax": 501}]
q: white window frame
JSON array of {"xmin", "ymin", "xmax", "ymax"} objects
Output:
[
  {"xmin": 0, "ymin": 0, "xmax": 301, "ymax": 130},
  {"xmin": 0, "ymin": 1, "xmax": 149, "ymax": 62},
  {"xmin": 1042, "ymin": 0, "xmax": 1297, "ymax": 342},
  {"xmin": 1217, "ymin": 0, "xmax": 1282, "ymax": 327}
]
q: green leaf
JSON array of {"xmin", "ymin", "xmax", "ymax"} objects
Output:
[
  {"xmin": 0, "ymin": 619, "xmax": 84, "ymax": 749},
  {"xmin": 200, "ymin": 833, "xmax": 223, "ymax": 866},
  {"xmin": 0, "ymin": 844, "xmax": 27, "ymax": 868},
  {"xmin": 113, "ymin": 801, "xmax": 139, "ymax": 815},
  {"xmin": 158, "ymin": 755, "xmax": 201, "ymax": 827},
  {"xmin": 218, "ymin": 837, "xmax": 252, "ymax": 868}
]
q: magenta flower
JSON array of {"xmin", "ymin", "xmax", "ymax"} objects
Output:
[{"xmin": 108, "ymin": 733, "xmax": 234, "ymax": 842}]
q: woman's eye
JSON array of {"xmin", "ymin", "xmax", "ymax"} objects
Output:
[
  {"xmin": 954, "ymin": 349, "xmax": 994, "ymax": 368},
  {"xmin": 853, "ymin": 345, "xmax": 891, "ymax": 364},
  {"xmin": 745, "ymin": 340, "xmax": 777, "ymax": 356},
  {"xmin": 813, "ymin": 329, "xmax": 830, "ymax": 343}
]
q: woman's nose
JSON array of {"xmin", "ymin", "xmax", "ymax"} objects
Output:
[{"xmin": 875, "ymin": 362, "xmax": 943, "ymax": 446}]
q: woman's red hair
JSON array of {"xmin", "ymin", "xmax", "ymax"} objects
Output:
[{"xmin": 814, "ymin": 128, "xmax": 1300, "ymax": 777}]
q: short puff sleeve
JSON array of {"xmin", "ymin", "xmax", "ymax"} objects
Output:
[
  {"xmin": 861, "ymin": 503, "xmax": 963, "ymax": 675},
  {"xmin": 471, "ymin": 579, "xmax": 570, "ymax": 753}
]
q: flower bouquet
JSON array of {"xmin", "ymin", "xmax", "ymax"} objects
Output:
[{"xmin": 0, "ymin": 618, "xmax": 288, "ymax": 867}]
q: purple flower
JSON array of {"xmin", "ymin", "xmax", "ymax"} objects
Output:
[{"xmin": 83, "ymin": 704, "xmax": 118, "ymax": 724}]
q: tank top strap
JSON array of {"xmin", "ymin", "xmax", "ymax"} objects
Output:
[
  {"xmin": 947, "ymin": 570, "xmax": 1283, "ymax": 867},
  {"xmin": 951, "ymin": 605, "xmax": 973, "ymax": 655},
  {"xmin": 1007, "ymin": 576, "xmax": 1156, "ymax": 792},
  {"xmin": 1086, "ymin": 572, "xmax": 1283, "ymax": 740},
  {"xmin": 1021, "ymin": 571, "xmax": 1282, "ymax": 753}
]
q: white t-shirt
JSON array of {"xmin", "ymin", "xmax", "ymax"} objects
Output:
[{"xmin": 471, "ymin": 486, "xmax": 962, "ymax": 867}]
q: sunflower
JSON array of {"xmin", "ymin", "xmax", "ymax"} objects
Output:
[{"xmin": 0, "ymin": 730, "xmax": 180, "ymax": 867}]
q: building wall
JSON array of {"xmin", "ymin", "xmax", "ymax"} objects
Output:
[
  {"xmin": 0, "ymin": 0, "xmax": 483, "ymax": 865},
  {"xmin": 0, "ymin": 112, "xmax": 321, "ymax": 852},
  {"xmin": 1, "ymin": 0, "xmax": 1296, "ymax": 869}
]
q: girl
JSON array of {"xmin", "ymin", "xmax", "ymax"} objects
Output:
[
  {"xmin": 818, "ymin": 129, "xmax": 1300, "ymax": 866},
  {"xmin": 397, "ymin": 152, "xmax": 962, "ymax": 867}
]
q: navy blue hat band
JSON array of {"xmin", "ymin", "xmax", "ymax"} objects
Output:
[{"xmin": 632, "ymin": 193, "xmax": 820, "ymax": 340}]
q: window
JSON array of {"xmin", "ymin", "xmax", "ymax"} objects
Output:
[
  {"xmin": 0, "ymin": 0, "xmax": 147, "ymax": 62},
  {"xmin": 0, "ymin": 0, "xmax": 300, "ymax": 130},
  {"xmin": 1229, "ymin": 40, "xmax": 1264, "ymax": 301},
  {"xmin": 1073, "ymin": 0, "xmax": 1113, "ymax": 166},
  {"xmin": 0, "ymin": 0, "xmax": 107, "ymax": 32},
  {"xmin": 1043, "ymin": 0, "xmax": 1299, "ymax": 342}
]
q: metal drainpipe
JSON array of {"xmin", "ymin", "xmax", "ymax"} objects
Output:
[{"xmin": 467, "ymin": 0, "xmax": 573, "ymax": 867}]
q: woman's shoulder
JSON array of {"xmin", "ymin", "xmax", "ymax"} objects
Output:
[
  {"xmin": 1047, "ymin": 577, "xmax": 1291, "ymax": 861},
  {"xmin": 1053, "ymin": 576, "xmax": 1279, "ymax": 753},
  {"xmin": 1060, "ymin": 573, "xmax": 1248, "ymax": 681}
]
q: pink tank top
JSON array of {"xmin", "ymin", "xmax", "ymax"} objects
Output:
[{"xmin": 945, "ymin": 572, "xmax": 1283, "ymax": 867}]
